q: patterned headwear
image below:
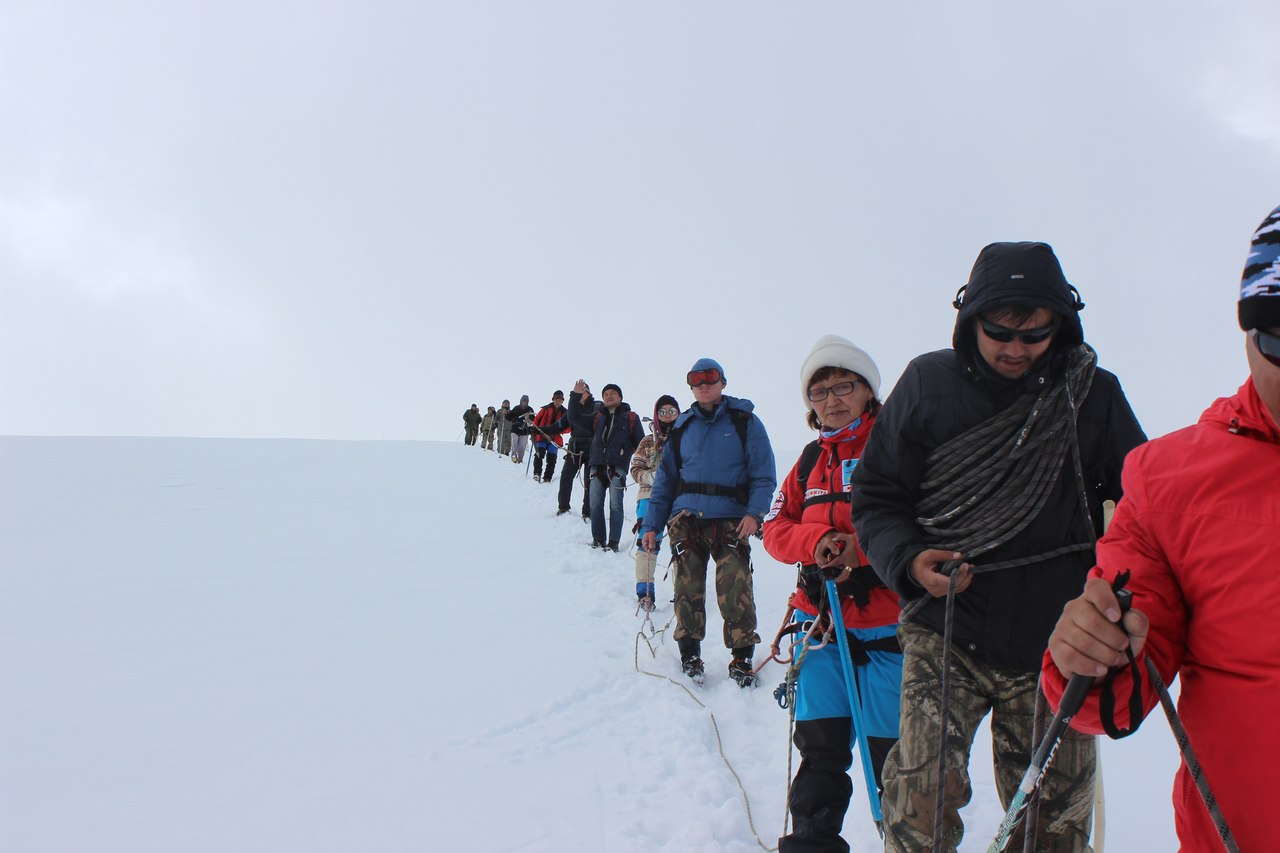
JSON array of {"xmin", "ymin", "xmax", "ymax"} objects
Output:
[{"xmin": 1240, "ymin": 205, "xmax": 1280, "ymax": 331}]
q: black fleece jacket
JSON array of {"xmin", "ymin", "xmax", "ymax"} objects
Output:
[{"xmin": 850, "ymin": 348, "xmax": 1145, "ymax": 672}]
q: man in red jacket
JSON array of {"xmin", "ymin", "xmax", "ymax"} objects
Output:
[
  {"xmin": 1045, "ymin": 204, "xmax": 1280, "ymax": 852},
  {"xmin": 531, "ymin": 391, "xmax": 569, "ymax": 483}
]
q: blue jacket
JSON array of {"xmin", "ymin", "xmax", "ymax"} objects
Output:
[
  {"xmin": 641, "ymin": 395, "xmax": 776, "ymax": 534},
  {"xmin": 566, "ymin": 394, "xmax": 646, "ymax": 474}
]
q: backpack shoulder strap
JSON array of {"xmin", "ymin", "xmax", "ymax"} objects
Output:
[
  {"xmin": 729, "ymin": 408, "xmax": 751, "ymax": 452},
  {"xmin": 795, "ymin": 439, "xmax": 823, "ymax": 490},
  {"xmin": 668, "ymin": 418, "xmax": 689, "ymax": 472}
]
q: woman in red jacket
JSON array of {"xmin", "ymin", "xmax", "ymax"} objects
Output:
[{"xmin": 763, "ymin": 334, "xmax": 903, "ymax": 853}]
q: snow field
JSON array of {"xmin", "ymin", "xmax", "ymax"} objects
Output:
[{"xmin": 0, "ymin": 437, "xmax": 1178, "ymax": 852}]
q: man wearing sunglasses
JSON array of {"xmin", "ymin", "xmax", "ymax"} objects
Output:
[
  {"xmin": 641, "ymin": 357, "xmax": 777, "ymax": 686},
  {"xmin": 850, "ymin": 241, "xmax": 1146, "ymax": 852},
  {"xmin": 1044, "ymin": 205, "xmax": 1280, "ymax": 853}
]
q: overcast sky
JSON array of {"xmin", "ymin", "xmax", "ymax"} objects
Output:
[{"xmin": 3, "ymin": 1, "xmax": 1279, "ymax": 450}]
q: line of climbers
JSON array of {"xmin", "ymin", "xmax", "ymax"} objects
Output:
[{"xmin": 456, "ymin": 208, "xmax": 1280, "ymax": 853}]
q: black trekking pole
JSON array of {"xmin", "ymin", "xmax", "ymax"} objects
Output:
[{"xmin": 985, "ymin": 572, "xmax": 1134, "ymax": 853}]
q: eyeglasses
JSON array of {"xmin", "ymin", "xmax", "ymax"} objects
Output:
[
  {"xmin": 687, "ymin": 368, "xmax": 723, "ymax": 387},
  {"xmin": 978, "ymin": 318, "xmax": 1057, "ymax": 345},
  {"xmin": 1252, "ymin": 328, "xmax": 1280, "ymax": 368},
  {"xmin": 807, "ymin": 379, "xmax": 863, "ymax": 402},
  {"xmin": 657, "ymin": 406, "xmax": 679, "ymax": 417}
]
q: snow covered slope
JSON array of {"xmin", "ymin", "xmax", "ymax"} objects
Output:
[{"xmin": 0, "ymin": 437, "xmax": 1179, "ymax": 852}]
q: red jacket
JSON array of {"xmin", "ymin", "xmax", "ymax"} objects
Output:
[
  {"xmin": 1042, "ymin": 379, "xmax": 1280, "ymax": 853},
  {"xmin": 533, "ymin": 404, "xmax": 569, "ymax": 447},
  {"xmin": 762, "ymin": 415, "xmax": 899, "ymax": 628}
]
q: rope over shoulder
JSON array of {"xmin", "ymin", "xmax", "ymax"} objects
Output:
[{"xmin": 915, "ymin": 344, "xmax": 1098, "ymax": 562}]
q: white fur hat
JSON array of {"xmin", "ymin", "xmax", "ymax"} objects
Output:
[{"xmin": 800, "ymin": 335, "xmax": 881, "ymax": 406}]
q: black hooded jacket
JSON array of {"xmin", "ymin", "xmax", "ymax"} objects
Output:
[{"xmin": 850, "ymin": 243, "xmax": 1147, "ymax": 672}]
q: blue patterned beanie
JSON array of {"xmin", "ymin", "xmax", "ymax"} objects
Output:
[{"xmin": 1240, "ymin": 205, "xmax": 1280, "ymax": 331}]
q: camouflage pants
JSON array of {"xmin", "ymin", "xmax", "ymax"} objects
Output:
[
  {"xmin": 667, "ymin": 515, "xmax": 761, "ymax": 650},
  {"xmin": 882, "ymin": 621, "xmax": 1094, "ymax": 853}
]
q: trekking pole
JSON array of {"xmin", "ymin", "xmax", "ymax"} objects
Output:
[
  {"xmin": 1142, "ymin": 656, "xmax": 1240, "ymax": 853},
  {"xmin": 985, "ymin": 572, "xmax": 1134, "ymax": 853},
  {"xmin": 825, "ymin": 578, "xmax": 885, "ymax": 836}
]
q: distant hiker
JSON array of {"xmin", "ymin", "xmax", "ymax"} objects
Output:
[
  {"xmin": 628, "ymin": 394, "xmax": 680, "ymax": 608},
  {"xmin": 762, "ymin": 335, "xmax": 902, "ymax": 850},
  {"xmin": 480, "ymin": 406, "xmax": 497, "ymax": 451},
  {"xmin": 641, "ymin": 357, "xmax": 776, "ymax": 687},
  {"xmin": 1045, "ymin": 205, "xmax": 1280, "ymax": 853},
  {"xmin": 496, "ymin": 400, "xmax": 514, "ymax": 457},
  {"xmin": 850, "ymin": 242, "xmax": 1146, "ymax": 852},
  {"xmin": 463, "ymin": 404, "xmax": 482, "ymax": 446},
  {"xmin": 554, "ymin": 383, "xmax": 596, "ymax": 520},
  {"xmin": 508, "ymin": 395, "xmax": 535, "ymax": 464},
  {"xmin": 568, "ymin": 379, "xmax": 645, "ymax": 551},
  {"xmin": 531, "ymin": 391, "xmax": 569, "ymax": 483}
]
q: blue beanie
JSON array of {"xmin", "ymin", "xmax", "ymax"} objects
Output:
[
  {"xmin": 690, "ymin": 357, "xmax": 725, "ymax": 380},
  {"xmin": 1240, "ymin": 205, "xmax": 1280, "ymax": 331}
]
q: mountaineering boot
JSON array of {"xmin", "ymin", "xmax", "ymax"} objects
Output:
[
  {"xmin": 729, "ymin": 645, "xmax": 758, "ymax": 688},
  {"xmin": 533, "ymin": 454, "xmax": 542, "ymax": 479},
  {"xmin": 544, "ymin": 457, "xmax": 557, "ymax": 482},
  {"xmin": 678, "ymin": 638, "xmax": 704, "ymax": 683},
  {"xmin": 556, "ymin": 508, "xmax": 570, "ymax": 516},
  {"xmin": 636, "ymin": 582, "xmax": 655, "ymax": 612},
  {"xmin": 606, "ymin": 542, "xmax": 620, "ymax": 553},
  {"xmin": 682, "ymin": 657, "xmax": 705, "ymax": 682}
]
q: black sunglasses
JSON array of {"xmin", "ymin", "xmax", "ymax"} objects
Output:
[
  {"xmin": 979, "ymin": 318, "xmax": 1057, "ymax": 345},
  {"xmin": 1252, "ymin": 328, "xmax": 1280, "ymax": 369}
]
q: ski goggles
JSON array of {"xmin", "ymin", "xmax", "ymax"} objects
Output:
[
  {"xmin": 807, "ymin": 379, "xmax": 864, "ymax": 402},
  {"xmin": 687, "ymin": 368, "xmax": 723, "ymax": 387},
  {"xmin": 657, "ymin": 406, "xmax": 679, "ymax": 417},
  {"xmin": 978, "ymin": 318, "xmax": 1057, "ymax": 345},
  {"xmin": 1252, "ymin": 327, "xmax": 1280, "ymax": 368}
]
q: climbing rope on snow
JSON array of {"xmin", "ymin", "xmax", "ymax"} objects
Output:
[{"xmin": 633, "ymin": 625, "xmax": 782, "ymax": 853}]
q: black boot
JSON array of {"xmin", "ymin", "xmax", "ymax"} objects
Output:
[
  {"xmin": 678, "ymin": 638, "xmax": 704, "ymax": 682},
  {"xmin": 544, "ymin": 456, "xmax": 557, "ymax": 482},
  {"xmin": 729, "ymin": 645, "xmax": 758, "ymax": 688}
]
